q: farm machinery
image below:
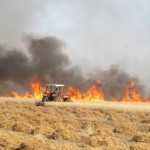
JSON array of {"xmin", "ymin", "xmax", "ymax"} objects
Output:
[{"xmin": 35, "ymin": 84, "xmax": 71, "ymax": 106}]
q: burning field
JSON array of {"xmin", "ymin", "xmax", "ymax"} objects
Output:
[
  {"xmin": 10, "ymin": 80, "xmax": 150, "ymax": 102},
  {"xmin": 1, "ymin": 0, "xmax": 150, "ymax": 149},
  {"xmin": 0, "ymin": 36, "xmax": 150, "ymax": 150},
  {"xmin": 0, "ymin": 36, "xmax": 150, "ymax": 102}
]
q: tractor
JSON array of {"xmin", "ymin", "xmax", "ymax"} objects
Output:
[
  {"xmin": 41, "ymin": 84, "xmax": 71, "ymax": 102},
  {"xmin": 35, "ymin": 84, "xmax": 71, "ymax": 106}
]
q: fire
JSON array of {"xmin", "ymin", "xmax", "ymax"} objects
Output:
[
  {"xmin": 122, "ymin": 81, "xmax": 148, "ymax": 102},
  {"xmin": 31, "ymin": 81, "xmax": 45, "ymax": 98},
  {"xmin": 66, "ymin": 82, "xmax": 104, "ymax": 101},
  {"xmin": 12, "ymin": 80, "xmax": 149, "ymax": 102},
  {"xmin": 13, "ymin": 91, "xmax": 33, "ymax": 98},
  {"xmin": 12, "ymin": 81, "xmax": 44, "ymax": 98}
]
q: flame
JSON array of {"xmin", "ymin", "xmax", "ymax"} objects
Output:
[
  {"xmin": 31, "ymin": 81, "xmax": 44, "ymax": 98},
  {"xmin": 13, "ymin": 91, "xmax": 33, "ymax": 98},
  {"xmin": 66, "ymin": 82, "xmax": 104, "ymax": 101},
  {"xmin": 12, "ymin": 81, "xmax": 44, "ymax": 98},
  {"xmin": 122, "ymin": 81, "xmax": 148, "ymax": 102},
  {"xmin": 12, "ymin": 80, "xmax": 149, "ymax": 102}
]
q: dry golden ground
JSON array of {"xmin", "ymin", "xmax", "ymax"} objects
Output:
[{"xmin": 0, "ymin": 98, "xmax": 150, "ymax": 150}]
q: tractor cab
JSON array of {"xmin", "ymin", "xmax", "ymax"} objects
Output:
[{"xmin": 45, "ymin": 84, "xmax": 64, "ymax": 95}]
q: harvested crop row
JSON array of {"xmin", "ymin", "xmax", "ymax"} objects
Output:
[{"xmin": 0, "ymin": 101, "xmax": 150, "ymax": 150}]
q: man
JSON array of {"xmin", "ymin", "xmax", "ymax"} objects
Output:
[
  {"xmin": 53, "ymin": 87, "xmax": 59, "ymax": 94},
  {"xmin": 51, "ymin": 87, "xmax": 60, "ymax": 101}
]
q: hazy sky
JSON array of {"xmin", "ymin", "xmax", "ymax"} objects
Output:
[{"xmin": 0, "ymin": 0, "xmax": 150, "ymax": 89}]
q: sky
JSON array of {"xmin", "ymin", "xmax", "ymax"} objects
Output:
[{"xmin": 0, "ymin": 0, "xmax": 150, "ymax": 89}]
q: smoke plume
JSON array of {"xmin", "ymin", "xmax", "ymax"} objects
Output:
[
  {"xmin": 0, "ymin": 36, "xmax": 147, "ymax": 100},
  {"xmin": 91, "ymin": 65, "xmax": 145, "ymax": 100},
  {"xmin": 0, "ymin": 36, "xmax": 92, "ymax": 95}
]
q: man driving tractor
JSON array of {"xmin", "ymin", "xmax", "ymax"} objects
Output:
[
  {"xmin": 50, "ymin": 87, "xmax": 60, "ymax": 101},
  {"xmin": 35, "ymin": 84, "xmax": 71, "ymax": 106},
  {"xmin": 41, "ymin": 84, "xmax": 71, "ymax": 102}
]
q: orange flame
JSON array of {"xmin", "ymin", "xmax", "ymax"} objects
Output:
[
  {"xmin": 122, "ymin": 81, "xmax": 148, "ymax": 102},
  {"xmin": 12, "ymin": 80, "xmax": 149, "ymax": 102},
  {"xmin": 12, "ymin": 81, "xmax": 44, "ymax": 98},
  {"xmin": 66, "ymin": 82, "xmax": 104, "ymax": 101}
]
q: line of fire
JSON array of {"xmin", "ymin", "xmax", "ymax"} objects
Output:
[{"xmin": 12, "ymin": 80, "xmax": 149, "ymax": 102}]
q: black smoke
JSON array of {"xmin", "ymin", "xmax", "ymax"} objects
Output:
[
  {"xmin": 0, "ymin": 36, "xmax": 93, "ymax": 95},
  {"xmin": 0, "ymin": 36, "xmax": 148, "ymax": 100},
  {"xmin": 91, "ymin": 65, "xmax": 145, "ymax": 100}
]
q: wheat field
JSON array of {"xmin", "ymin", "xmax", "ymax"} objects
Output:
[{"xmin": 0, "ymin": 98, "xmax": 150, "ymax": 150}]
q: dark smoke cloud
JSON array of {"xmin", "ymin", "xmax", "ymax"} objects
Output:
[
  {"xmin": 0, "ymin": 36, "xmax": 93, "ymax": 95},
  {"xmin": 0, "ymin": 36, "xmax": 148, "ymax": 100},
  {"xmin": 27, "ymin": 36, "xmax": 92, "ymax": 89},
  {"xmin": 91, "ymin": 65, "xmax": 145, "ymax": 100},
  {"xmin": 0, "ymin": 47, "xmax": 29, "ymax": 84},
  {"xmin": 0, "ymin": 0, "xmax": 150, "ymax": 100}
]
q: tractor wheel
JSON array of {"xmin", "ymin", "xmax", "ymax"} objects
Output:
[{"xmin": 42, "ymin": 96, "xmax": 48, "ymax": 102}]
